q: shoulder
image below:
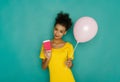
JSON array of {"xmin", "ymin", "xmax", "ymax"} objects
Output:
[
  {"xmin": 66, "ymin": 42, "xmax": 73, "ymax": 48},
  {"xmin": 65, "ymin": 42, "xmax": 74, "ymax": 53}
]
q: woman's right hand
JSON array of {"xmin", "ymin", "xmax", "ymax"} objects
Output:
[{"xmin": 44, "ymin": 49, "xmax": 51, "ymax": 60}]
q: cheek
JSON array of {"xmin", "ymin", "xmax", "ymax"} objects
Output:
[
  {"xmin": 59, "ymin": 33, "xmax": 64, "ymax": 36},
  {"xmin": 54, "ymin": 30, "xmax": 56, "ymax": 34}
]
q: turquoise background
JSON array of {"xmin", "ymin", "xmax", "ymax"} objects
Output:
[{"xmin": 0, "ymin": 0, "xmax": 120, "ymax": 82}]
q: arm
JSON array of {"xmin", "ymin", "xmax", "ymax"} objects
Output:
[
  {"xmin": 42, "ymin": 58, "xmax": 51, "ymax": 69},
  {"xmin": 66, "ymin": 43, "xmax": 74, "ymax": 68},
  {"xmin": 41, "ymin": 50, "xmax": 51, "ymax": 70}
]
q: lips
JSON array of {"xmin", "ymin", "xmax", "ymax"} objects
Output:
[
  {"xmin": 54, "ymin": 35, "xmax": 59, "ymax": 38},
  {"xmin": 55, "ymin": 35, "xmax": 59, "ymax": 37}
]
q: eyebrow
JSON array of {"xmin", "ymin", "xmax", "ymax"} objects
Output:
[{"xmin": 55, "ymin": 27, "xmax": 65, "ymax": 32}]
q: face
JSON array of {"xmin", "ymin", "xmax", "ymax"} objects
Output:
[{"xmin": 54, "ymin": 24, "xmax": 66, "ymax": 40}]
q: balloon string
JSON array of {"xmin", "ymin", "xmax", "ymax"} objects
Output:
[{"xmin": 73, "ymin": 42, "xmax": 78, "ymax": 53}]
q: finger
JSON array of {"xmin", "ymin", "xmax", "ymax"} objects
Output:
[
  {"xmin": 48, "ymin": 50, "xmax": 51, "ymax": 52},
  {"xmin": 67, "ymin": 61, "xmax": 71, "ymax": 64}
]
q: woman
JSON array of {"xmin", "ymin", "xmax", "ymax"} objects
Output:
[{"xmin": 40, "ymin": 12, "xmax": 75, "ymax": 82}]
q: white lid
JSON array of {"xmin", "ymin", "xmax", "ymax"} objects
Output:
[{"xmin": 43, "ymin": 40, "xmax": 50, "ymax": 43}]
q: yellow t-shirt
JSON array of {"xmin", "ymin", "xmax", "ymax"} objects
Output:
[{"xmin": 40, "ymin": 42, "xmax": 75, "ymax": 82}]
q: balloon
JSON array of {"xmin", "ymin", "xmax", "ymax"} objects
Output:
[{"xmin": 73, "ymin": 16, "xmax": 98, "ymax": 43}]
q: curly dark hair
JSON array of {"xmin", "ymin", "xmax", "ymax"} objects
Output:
[{"xmin": 54, "ymin": 12, "xmax": 72, "ymax": 31}]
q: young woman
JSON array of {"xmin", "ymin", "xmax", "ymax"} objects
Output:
[{"xmin": 40, "ymin": 12, "xmax": 75, "ymax": 82}]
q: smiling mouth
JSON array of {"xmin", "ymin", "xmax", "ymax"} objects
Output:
[
  {"xmin": 55, "ymin": 36, "xmax": 59, "ymax": 37},
  {"xmin": 55, "ymin": 35, "xmax": 59, "ymax": 37}
]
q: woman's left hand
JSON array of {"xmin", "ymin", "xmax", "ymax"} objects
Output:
[{"xmin": 65, "ymin": 59, "xmax": 73, "ymax": 68}]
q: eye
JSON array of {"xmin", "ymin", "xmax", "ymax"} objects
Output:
[
  {"xmin": 54, "ymin": 28, "xmax": 57, "ymax": 31},
  {"xmin": 60, "ymin": 30, "xmax": 63, "ymax": 33}
]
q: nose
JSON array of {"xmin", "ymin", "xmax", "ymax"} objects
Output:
[{"xmin": 55, "ymin": 31, "xmax": 59, "ymax": 36}]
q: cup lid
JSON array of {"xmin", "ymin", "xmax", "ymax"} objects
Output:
[{"xmin": 43, "ymin": 40, "xmax": 50, "ymax": 43}]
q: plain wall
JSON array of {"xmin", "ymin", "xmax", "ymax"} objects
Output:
[{"xmin": 0, "ymin": 0, "xmax": 120, "ymax": 82}]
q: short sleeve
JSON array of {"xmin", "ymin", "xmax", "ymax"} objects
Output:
[
  {"xmin": 67, "ymin": 43, "xmax": 74, "ymax": 60},
  {"xmin": 39, "ymin": 45, "xmax": 45, "ymax": 59}
]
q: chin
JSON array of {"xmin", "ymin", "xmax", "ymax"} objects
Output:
[{"xmin": 54, "ymin": 37, "xmax": 61, "ymax": 40}]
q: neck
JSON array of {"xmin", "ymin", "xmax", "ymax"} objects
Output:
[{"xmin": 52, "ymin": 38, "xmax": 63, "ymax": 43}]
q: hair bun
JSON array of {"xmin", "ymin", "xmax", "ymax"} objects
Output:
[{"xmin": 54, "ymin": 11, "xmax": 72, "ymax": 31}]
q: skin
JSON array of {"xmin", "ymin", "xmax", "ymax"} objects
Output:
[{"xmin": 42, "ymin": 24, "xmax": 73, "ymax": 69}]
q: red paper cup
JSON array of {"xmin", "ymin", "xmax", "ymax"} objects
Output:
[{"xmin": 43, "ymin": 40, "xmax": 51, "ymax": 50}]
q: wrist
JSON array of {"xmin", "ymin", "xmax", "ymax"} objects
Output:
[{"xmin": 46, "ymin": 58, "xmax": 51, "ymax": 61}]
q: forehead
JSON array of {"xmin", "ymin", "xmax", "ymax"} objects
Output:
[{"xmin": 55, "ymin": 24, "xmax": 66, "ymax": 31}]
